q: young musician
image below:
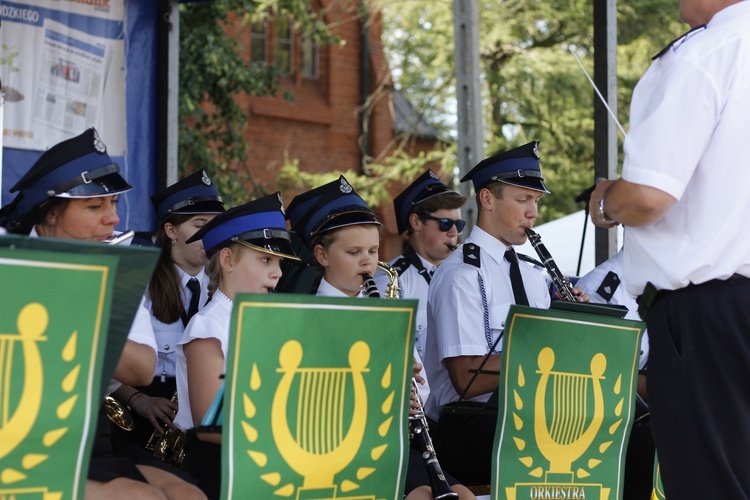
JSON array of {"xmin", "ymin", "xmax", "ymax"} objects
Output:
[
  {"xmin": 287, "ymin": 176, "xmax": 475, "ymax": 500},
  {"xmin": 174, "ymin": 194, "xmax": 300, "ymax": 499},
  {"xmin": 0, "ymin": 128, "xmax": 205, "ymax": 499},
  {"xmin": 423, "ymin": 142, "xmax": 589, "ymax": 485},
  {"xmin": 111, "ymin": 170, "xmax": 225, "ymax": 461},
  {"xmin": 375, "ymin": 169, "xmax": 467, "ymax": 402}
]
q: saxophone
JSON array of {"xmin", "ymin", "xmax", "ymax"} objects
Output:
[
  {"xmin": 361, "ymin": 261, "xmax": 400, "ymax": 299},
  {"xmin": 362, "ymin": 262, "xmax": 459, "ymax": 499},
  {"xmin": 145, "ymin": 391, "xmax": 186, "ymax": 467}
]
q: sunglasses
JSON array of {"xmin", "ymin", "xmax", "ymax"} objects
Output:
[{"xmin": 422, "ymin": 214, "xmax": 466, "ymax": 233}]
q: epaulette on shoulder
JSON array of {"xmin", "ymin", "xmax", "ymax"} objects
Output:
[
  {"xmin": 391, "ymin": 256, "xmax": 410, "ymax": 276},
  {"xmin": 463, "ymin": 243, "xmax": 481, "ymax": 268},
  {"xmin": 518, "ymin": 252, "xmax": 544, "ymax": 268}
]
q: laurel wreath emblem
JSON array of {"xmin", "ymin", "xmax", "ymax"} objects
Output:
[
  {"xmin": 242, "ymin": 358, "xmax": 392, "ymax": 496},
  {"xmin": 512, "ymin": 359, "xmax": 624, "ymax": 479}
]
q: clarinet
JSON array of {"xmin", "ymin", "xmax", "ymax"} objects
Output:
[
  {"xmin": 361, "ymin": 273, "xmax": 382, "ymax": 298},
  {"xmin": 409, "ymin": 379, "xmax": 459, "ymax": 499},
  {"xmin": 362, "ymin": 270, "xmax": 458, "ymax": 499},
  {"xmin": 524, "ymin": 228, "xmax": 577, "ymax": 302}
]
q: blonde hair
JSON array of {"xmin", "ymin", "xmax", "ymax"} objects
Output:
[{"xmin": 206, "ymin": 242, "xmax": 247, "ymax": 298}]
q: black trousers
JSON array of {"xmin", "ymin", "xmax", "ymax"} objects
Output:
[{"xmin": 647, "ymin": 277, "xmax": 750, "ymax": 498}]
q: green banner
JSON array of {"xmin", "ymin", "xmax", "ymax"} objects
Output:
[
  {"xmin": 0, "ymin": 246, "xmax": 118, "ymax": 499},
  {"xmin": 492, "ymin": 305, "xmax": 645, "ymax": 500},
  {"xmin": 0, "ymin": 235, "xmax": 159, "ymax": 400},
  {"xmin": 222, "ymin": 294, "xmax": 417, "ymax": 500}
]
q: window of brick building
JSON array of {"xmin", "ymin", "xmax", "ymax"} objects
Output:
[
  {"xmin": 250, "ymin": 21, "xmax": 267, "ymax": 64},
  {"xmin": 249, "ymin": 17, "xmax": 318, "ymax": 80}
]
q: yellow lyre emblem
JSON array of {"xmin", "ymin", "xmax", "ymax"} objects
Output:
[
  {"xmin": 0, "ymin": 303, "xmax": 46, "ymax": 462},
  {"xmin": 242, "ymin": 339, "xmax": 394, "ymax": 500},
  {"xmin": 534, "ymin": 347, "xmax": 606, "ymax": 475},
  {"xmin": 273, "ymin": 340, "xmax": 369, "ymax": 490},
  {"xmin": 506, "ymin": 346, "xmax": 629, "ymax": 500},
  {"xmin": 1, "ymin": 303, "xmax": 81, "ymax": 499}
]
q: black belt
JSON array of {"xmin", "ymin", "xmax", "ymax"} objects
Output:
[{"xmin": 637, "ymin": 274, "xmax": 749, "ymax": 321}]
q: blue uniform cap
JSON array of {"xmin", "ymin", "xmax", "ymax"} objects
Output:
[
  {"xmin": 286, "ymin": 175, "xmax": 381, "ymax": 248},
  {"xmin": 5, "ymin": 128, "xmax": 132, "ymax": 220},
  {"xmin": 151, "ymin": 169, "xmax": 225, "ymax": 222},
  {"xmin": 460, "ymin": 141, "xmax": 550, "ymax": 194},
  {"xmin": 393, "ymin": 169, "xmax": 455, "ymax": 234},
  {"xmin": 186, "ymin": 192, "xmax": 299, "ymax": 260}
]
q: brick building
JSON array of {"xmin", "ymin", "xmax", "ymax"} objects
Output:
[{"xmin": 225, "ymin": 1, "xmax": 446, "ymax": 261}]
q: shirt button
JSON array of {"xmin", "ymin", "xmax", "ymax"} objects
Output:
[
  {"xmin": 417, "ymin": 325, "xmax": 424, "ymax": 331},
  {"xmin": 501, "ymin": 321, "xmax": 505, "ymax": 328},
  {"xmin": 164, "ymin": 345, "xmax": 171, "ymax": 351}
]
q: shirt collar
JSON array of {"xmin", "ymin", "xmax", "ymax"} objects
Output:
[
  {"xmin": 175, "ymin": 264, "xmax": 207, "ymax": 287},
  {"xmin": 416, "ymin": 252, "xmax": 437, "ymax": 275},
  {"xmin": 468, "ymin": 225, "xmax": 510, "ymax": 266},
  {"xmin": 317, "ymin": 277, "xmax": 365, "ymax": 298}
]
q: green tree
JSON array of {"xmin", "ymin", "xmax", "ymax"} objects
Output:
[
  {"xmin": 178, "ymin": 0, "xmax": 338, "ymax": 206},
  {"xmin": 376, "ymin": 0, "xmax": 686, "ymax": 222}
]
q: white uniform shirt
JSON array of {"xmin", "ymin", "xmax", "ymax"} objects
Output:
[
  {"xmin": 375, "ymin": 251, "xmax": 435, "ymax": 402},
  {"xmin": 622, "ymin": 2, "xmax": 750, "ymax": 296},
  {"xmin": 316, "ymin": 276, "xmax": 368, "ymax": 298},
  {"xmin": 424, "ymin": 226, "xmax": 550, "ymax": 420},
  {"xmin": 29, "ymin": 224, "xmax": 158, "ymax": 395},
  {"xmin": 142, "ymin": 266, "xmax": 210, "ymax": 380},
  {"xmin": 174, "ymin": 288, "xmax": 233, "ymax": 430},
  {"xmin": 576, "ymin": 250, "xmax": 649, "ymax": 370}
]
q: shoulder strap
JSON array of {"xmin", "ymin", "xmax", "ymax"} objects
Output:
[
  {"xmin": 596, "ymin": 271, "xmax": 621, "ymax": 302},
  {"xmin": 391, "ymin": 256, "xmax": 411, "ymax": 276},
  {"xmin": 518, "ymin": 252, "xmax": 543, "ymax": 268},
  {"xmin": 463, "ymin": 243, "xmax": 481, "ymax": 268}
]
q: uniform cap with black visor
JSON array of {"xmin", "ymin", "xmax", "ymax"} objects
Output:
[
  {"xmin": 0, "ymin": 128, "xmax": 132, "ymax": 230},
  {"xmin": 286, "ymin": 175, "xmax": 382, "ymax": 249},
  {"xmin": 460, "ymin": 141, "xmax": 550, "ymax": 195},
  {"xmin": 393, "ymin": 169, "xmax": 463, "ymax": 235},
  {"xmin": 186, "ymin": 192, "xmax": 300, "ymax": 261},
  {"xmin": 150, "ymin": 169, "xmax": 225, "ymax": 223}
]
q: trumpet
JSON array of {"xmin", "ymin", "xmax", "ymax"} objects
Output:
[{"xmin": 104, "ymin": 395, "xmax": 134, "ymax": 431}]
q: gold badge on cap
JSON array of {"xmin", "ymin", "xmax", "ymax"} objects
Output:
[
  {"xmin": 202, "ymin": 170, "xmax": 212, "ymax": 186},
  {"xmin": 340, "ymin": 177, "xmax": 353, "ymax": 194},
  {"xmin": 92, "ymin": 128, "xmax": 107, "ymax": 153}
]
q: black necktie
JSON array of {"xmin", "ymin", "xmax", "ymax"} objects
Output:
[
  {"xmin": 505, "ymin": 248, "xmax": 529, "ymax": 306},
  {"xmin": 183, "ymin": 278, "xmax": 201, "ymax": 326}
]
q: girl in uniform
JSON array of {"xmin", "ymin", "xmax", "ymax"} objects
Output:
[
  {"xmin": 173, "ymin": 193, "xmax": 300, "ymax": 499},
  {"xmin": 111, "ymin": 169, "xmax": 224, "ymax": 460},
  {"xmin": 0, "ymin": 128, "xmax": 206, "ymax": 500}
]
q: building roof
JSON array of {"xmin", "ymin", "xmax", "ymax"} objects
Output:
[{"xmin": 392, "ymin": 89, "xmax": 441, "ymax": 142}]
